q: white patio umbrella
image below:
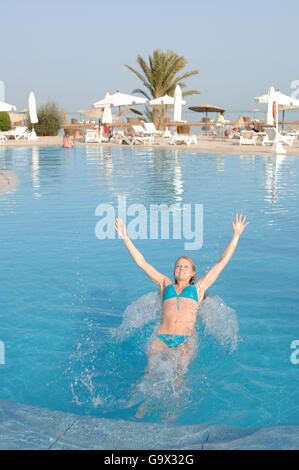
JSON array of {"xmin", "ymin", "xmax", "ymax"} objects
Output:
[
  {"xmin": 173, "ymin": 85, "xmax": 184, "ymax": 123},
  {"xmin": 93, "ymin": 91, "xmax": 147, "ymax": 128},
  {"xmin": 255, "ymin": 89, "xmax": 299, "ymax": 107},
  {"xmin": 28, "ymin": 91, "xmax": 38, "ymax": 139},
  {"xmin": 149, "ymin": 94, "xmax": 186, "ymax": 127},
  {"xmin": 102, "ymin": 105, "xmax": 112, "ymax": 124},
  {"xmin": 173, "ymin": 85, "xmax": 186, "ymax": 133},
  {"xmin": 28, "ymin": 91, "xmax": 38, "ymax": 124},
  {"xmin": 254, "ymin": 87, "xmax": 299, "ymax": 153},
  {"xmin": 255, "ymin": 88, "xmax": 299, "ymax": 125},
  {"xmin": 93, "ymin": 92, "xmax": 111, "ymax": 108},
  {"xmin": 149, "ymin": 95, "xmax": 175, "ymax": 107},
  {"xmin": 0, "ymin": 100, "xmax": 16, "ymax": 112}
]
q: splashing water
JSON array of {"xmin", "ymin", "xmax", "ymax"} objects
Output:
[
  {"xmin": 116, "ymin": 291, "xmax": 239, "ymax": 351},
  {"xmin": 68, "ymin": 291, "xmax": 239, "ymax": 420},
  {"xmin": 198, "ymin": 295, "xmax": 239, "ymax": 352},
  {"xmin": 113, "ymin": 291, "xmax": 162, "ymax": 341},
  {"xmin": 117, "ymin": 292, "xmax": 238, "ymax": 419}
]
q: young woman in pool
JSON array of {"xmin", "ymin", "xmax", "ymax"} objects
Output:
[{"xmin": 114, "ymin": 214, "xmax": 249, "ymax": 372}]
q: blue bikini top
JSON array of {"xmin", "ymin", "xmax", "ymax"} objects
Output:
[{"xmin": 162, "ymin": 283, "xmax": 198, "ymax": 310}]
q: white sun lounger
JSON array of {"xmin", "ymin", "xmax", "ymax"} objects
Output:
[
  {"xmin": 133, "ymin": 135, "xmax": 153, "ymax": 145},
  {"xmin": 85, "ymin": 128, "xmax": 109, "ymax": 143},
  {"xmin": 115, "ymin": 131, "xmax": 152, "ymax": 146},
  {"xmin": 143, "ymin": 122, "xmax": 164, "ymax": 136},
  {"xmin": 4, "ymin": 126, "xmax": 29, "ymax": 140},
  {"xmin": 112, "ymin": 131, "xmax": 129, "ymax": 145},
  {"xmin": 85, "ymin": 130, "xmax": 101, "ymax": 143},
  {"xmin": 132, "ymin": 125, "xmax": 146, "ymax": 134},
  {"xmin": 132, "ymin": 125, "xmax": 155, "ymax": 144},
  {"xmin": 0, "ymin": 132, "xmax": 7, "ymax": 144},
  {"xmin": 239, "ymin": 131, "xmax": 257, "ymax": 145},
  {"xmin": 170, "ymin": 134, "xmax": 197, "ymax": 146},
  {"xmin": 262, "ymin": 128, "xmax": 295, "ymax": 147}
]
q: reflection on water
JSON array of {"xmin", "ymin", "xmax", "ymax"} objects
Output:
[
  {"xmin": 0, "ymin": 147, "xmax": 297, "ymax": 212},
  {"xmin": 216, "ymin": 154, "xmax": 225, "ymax": 172},
  {"xmin": 31, "ymin": 147, "xmax": 41, "ymax": 198},
  {"xmin": 264, "ymin": 155, "xmax": 286, "ymax": 204},
  {"xmin": 146, "ymin": 149, "xmax": 185, "ymax": 204},
  {"xmin": 85, "ymin": 147, "xmax": 185, "ymax": 205},
  {"xmin": 172, "ymin": 151, "xmax": 184, "ymax": 201}
]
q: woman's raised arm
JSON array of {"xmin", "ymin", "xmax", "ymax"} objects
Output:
[
  {"xmin": 114, "ymin": 218, "xmax": 170, "ymax": 288},
  {"xmin": 196, "ymin": 213, "xmax": 249, "ymax": 292}
]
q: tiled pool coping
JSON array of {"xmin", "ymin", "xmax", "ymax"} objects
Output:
[{"xmin": 0, "ymin": 397, "xmax": 298, "ymax": 450}]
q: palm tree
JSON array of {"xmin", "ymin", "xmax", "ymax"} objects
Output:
[{"xmin": 125, "ymin": 49, "xmax": 200, "ymax": 127}]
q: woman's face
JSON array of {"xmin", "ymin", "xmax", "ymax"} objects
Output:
[{"xmin": 174, "ymin": 258, "xmax": 195, "ymax": 283}]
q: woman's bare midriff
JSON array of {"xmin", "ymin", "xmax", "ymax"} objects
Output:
[{"xmin": 157, "ymin": 297, "xmax": 199, "ymax": 336}]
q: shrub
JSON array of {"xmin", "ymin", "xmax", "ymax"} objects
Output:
[
  {"xmin": 0, "ymin": 112, "xmax": 11, "ymax": 131},
  {"xmin": 33, "ymin": 101, "xmax": 64, "ymax": 136}
]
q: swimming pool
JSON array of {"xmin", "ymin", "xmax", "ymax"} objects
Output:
[{"xmin": 0, "ymin": 145, "xmax": 298, "ymax": 433}]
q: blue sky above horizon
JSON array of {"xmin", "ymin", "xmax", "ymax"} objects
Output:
[{"xmin": 2, "ymin": 0, "xmax": 299, "ymax": 116}]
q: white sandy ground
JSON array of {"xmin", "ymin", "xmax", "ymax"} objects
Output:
[{"xmin": 2, "ymin": 134, "xmax": 299, "ymax": 156}]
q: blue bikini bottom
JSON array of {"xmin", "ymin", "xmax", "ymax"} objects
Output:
[{"xmin": 157, "ymin": 334, "xmax": 189, "ymax": 348}]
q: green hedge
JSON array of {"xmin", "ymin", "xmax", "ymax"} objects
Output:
[
  {"xmin": 33, "ymin": 101, "xmax": 64, "ymax": 136},
  {"xmin": 0, "ymin": 112, "xmax": 11, "ymax": 131}
]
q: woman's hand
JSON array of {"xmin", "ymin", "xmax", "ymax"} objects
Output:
[
  {"xmin": 114, "ymin": 218, "xmax": 127, "ymax": 239},
  {"xmin": 232, "ymin": 213, "xmax": 249, "ymax": 237}
]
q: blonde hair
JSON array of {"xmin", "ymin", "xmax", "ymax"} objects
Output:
[{"xmin": 174, "ymin": 256, "xmax": 196, "ymax": 284}]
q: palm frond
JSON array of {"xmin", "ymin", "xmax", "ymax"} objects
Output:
[{"xmin": 125, "ymin": 49, "xmax": 200, "ymax": 126}]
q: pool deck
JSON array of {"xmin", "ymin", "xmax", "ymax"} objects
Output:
[
  {"xmin": 2, "ymin": 135, "xmax": 299, "ymax": 156},
  {"xmin": 0, "ymin": 397, "xmax": 298, "ymax": 450}
]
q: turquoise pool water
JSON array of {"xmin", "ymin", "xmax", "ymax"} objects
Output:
[{"xmin": 0, "ymin": 145, "xmax": 298, "ymax": 429}]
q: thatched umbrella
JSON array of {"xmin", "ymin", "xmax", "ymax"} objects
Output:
[
  {"xmin": 278, "ymin": 104, "xmax": 299, "ymax": 129},
  {"xmin": 8, "ymin": 112, "xmax": 27, "ymax": 124},
  {"xmin": 189, "ymin": 104, "xmax": 225, "ymax": 132},
  {"xmin": 249, "ymin": 108, "xmax": 261, "ymax": 120},
  {"xmin": 130, "ymin": 108, "xmax": 143, "ymax": 116},
  {"xmin": 76, "ymin": 108, "xmax": 104, "ymax": 119}
]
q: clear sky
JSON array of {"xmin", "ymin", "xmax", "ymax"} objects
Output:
[{"xmin": 2, "ymin": 0, "xmax": 299, "ymax": 115}]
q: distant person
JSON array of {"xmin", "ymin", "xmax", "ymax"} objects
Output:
[
  {"xmin": 62, "ymin": 134, "xmax": 74, "ymax": 148},
  {"xmin": 252, "ymin": 122, "xmax": 263, "ymax": 133},
  {"xmin": 235, "ymin": 116, "xmax": 245, "ymax": 132},
  {"xmin": 216, "ymin": 111, "xmax": 226, "ymax": 137},
  {"xmin": 103, "ymin": 125, "xmax": 113, "ymax": 140}
]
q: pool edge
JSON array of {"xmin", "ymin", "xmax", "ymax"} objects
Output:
[{"xmin": 0, "ymin": 397, "xmax": 298, "ymax": 450}]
